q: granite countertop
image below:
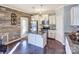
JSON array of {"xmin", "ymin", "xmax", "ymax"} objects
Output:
[
  {"xmin": 28, "ymin": 31, "xmax": 47, "ymax": 35},
  {"xmin": 65, "ymin": 33, "xmax": 79, "ymax": 54}
]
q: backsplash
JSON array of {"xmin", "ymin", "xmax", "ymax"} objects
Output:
[{"xmin": 70, "ymin": 26, "xmax": 79, "ymax": 32}]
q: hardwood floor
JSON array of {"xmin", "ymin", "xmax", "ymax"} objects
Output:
[
  {"xmin": 45, "ymin": 39, "xmax": 65, "ymax": 54},
  {"xmin": 4, "ymin": 38, "xmax": 65, "ymax": 54},
  {"xmin": 6, "ymin": 41, "xmax": 20, "ymax": 54}
]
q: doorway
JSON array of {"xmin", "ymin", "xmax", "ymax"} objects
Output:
[{"xmin": 20, "ymin": 17, "xmax": 28, "ymax": 37}]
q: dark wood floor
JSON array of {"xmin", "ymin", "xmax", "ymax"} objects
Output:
[
  {"xmin": 45, "ymin": 39, "xmax": 65, "ymax": 54},
  {"xmin": 4, "ymin": 38, "xmax": 65, "ymax": 54},
  {"xmin": 6, "ymin": 41, "xmax": 20, "ymax": 54}
]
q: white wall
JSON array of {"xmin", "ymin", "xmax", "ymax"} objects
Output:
[{"xmin": 55, "ymin": 7, "xmax": 65, "ymax": 45}]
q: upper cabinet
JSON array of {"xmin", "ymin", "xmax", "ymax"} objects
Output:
[
  {"xmin": 49, "ymin": 15, "xmax": 56, "ymax": 25},
  {"xmin": 71, "ymin": 6, "xmax": 79, "ymax": 26}
]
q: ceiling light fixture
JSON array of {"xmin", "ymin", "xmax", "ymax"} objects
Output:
[{"xmin": 32, "ymin": 4, "xmax": 44, "ymax": 14}]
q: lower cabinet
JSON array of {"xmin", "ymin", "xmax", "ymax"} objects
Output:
[
  {"xmin": 28, "ymin": 33, "xmax": 36, "ymax": 45},
  {"xmin": 48, "ymin": 30, "xmax": 56, "ymax": 39},
  {"xmin": 28, "ymin": 33, "xmax": 47, "ymax": 48}
]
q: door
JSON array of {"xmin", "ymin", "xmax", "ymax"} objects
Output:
[
  {"xmin": 71, "ymin": 6, "xmax": 79, "ymax": 26},
  {"xmin": 20, "ymin": 17, "xmax": 28, "ymax": 37}
]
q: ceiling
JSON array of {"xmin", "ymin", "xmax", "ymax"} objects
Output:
[{"xmin": 0, "ymin": 4, "xmax": 66, "ymax": 14}]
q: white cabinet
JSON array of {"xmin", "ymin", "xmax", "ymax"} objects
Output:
[
  {"xmin": 48, "ymin": 30, "xmax": 56, "ymax": 39},
  {"xmin": 28, "ymin": 33, "xmax": 36, "ymax": 45},
  {"xmin": 28, "ymin": 33, "xmax": 47, "ymax": 48},
  {"xmin": 71, "ymin": 6, "xmax": 79, "ymax": 26},
  {"xmin": 49, "ymin": 15, "xmax": 56, "ymax": 25},
  {"xmin": 35, "ymin": 35, "xmax": 43, "ymax": 47}
]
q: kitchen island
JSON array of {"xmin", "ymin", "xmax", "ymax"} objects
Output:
[{"xmin": 28, "ymin": 31, "xmax": 47, "ymax": 48}]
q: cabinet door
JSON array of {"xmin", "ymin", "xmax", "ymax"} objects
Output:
[
  {"xmin": 35, "ymin": 34, "xmax": 43, "ymax": 47},
  {"xmin": 74, "ymin": 7, "xmax": 79, "ymax": 25},
  {"xmin": 71, "ymin": 6, "xmax": 79, "ymax": 26},
  {"xmin": 48, "ymin": 30, "xmax": 55, "ymax": 39},
  {"xmin": 28, "ymin": 34, "xmax": 36, "ymax": 45},
  {"xmin": 71, "ymin": 7, "xmax": 74, "ymax": 25},
  {"xmin": 49, "ymin": 15, "xmax": 56, "ymax": 25}
]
